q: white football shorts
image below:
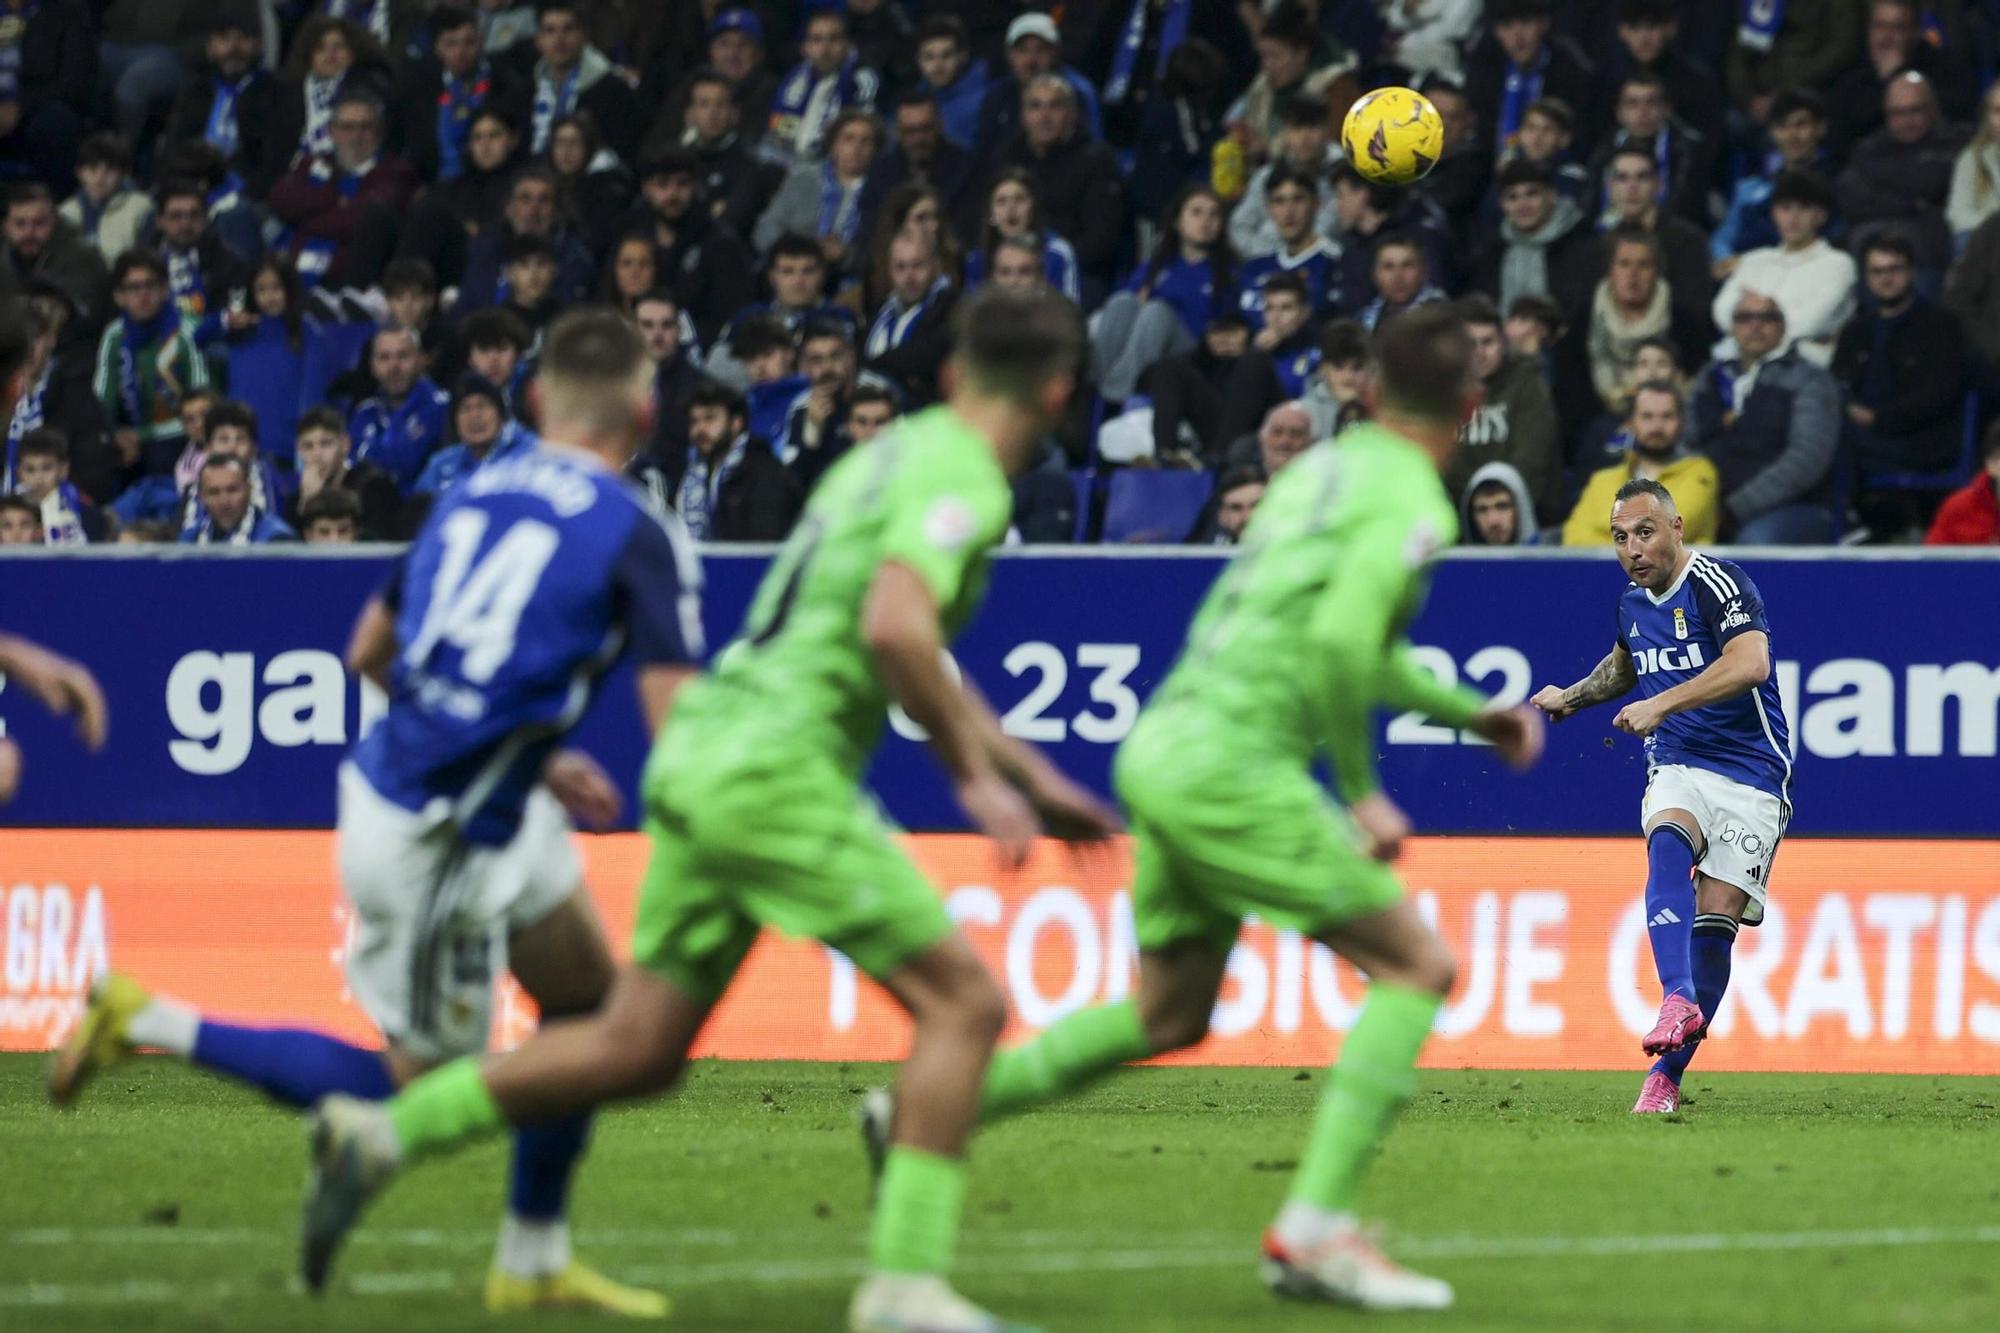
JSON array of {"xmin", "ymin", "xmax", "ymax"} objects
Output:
[
  {"xmin": 337, "ymin": 762, "xmax": 582, "ymax": 1062},
  {"xmin": 1640, "ymin": 763, "xmax": 1789, "ymax": 924}
]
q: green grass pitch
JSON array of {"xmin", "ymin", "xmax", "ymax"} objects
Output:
[{"xmin": 3, "ymin": 1056, "xmax": 1997, "ymax": 1331}]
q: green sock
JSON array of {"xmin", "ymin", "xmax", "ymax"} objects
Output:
[
  {"xmin": 1287, "ymin": 982, "xmax": 1442, "ymax": 1214},
  {"xmin": 869, "ymin": 1147, "xmax": 966, "ymax": 1274},
  {"xmin": 385, "ymin": 1056, "xmax": 505, "ymax": 1161},
  {"xmin": 977, "ymin": 999, "xmax": 1151, "ymax": 1125}
]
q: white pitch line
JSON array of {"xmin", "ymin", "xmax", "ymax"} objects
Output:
[{"xmin": 4, "ymin": 1225, "xmax": 2000, "ymax": 1307}]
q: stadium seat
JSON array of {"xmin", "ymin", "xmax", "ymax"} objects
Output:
[
  {"xmin": 1857, "ymin": 392, "xmax": 1980, "ymax": 494},
  {"xmin": 1099, "ymin": 469, "xmax": 1213, "ymax": 545},
  {"xmin": 1069, "ymin": 468, "xmax": 1101, "ymax": 543}
]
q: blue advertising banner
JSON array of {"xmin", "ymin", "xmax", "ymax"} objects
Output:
[{"xmin": 2, "ymin": 548, "xmax": 1997, "ymax": 835}]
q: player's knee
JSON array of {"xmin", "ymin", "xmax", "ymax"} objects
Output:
[
  {"xmin": 953, "ymin": 969, "xmax": 1009, "ymax": 1046},
  {"xmin": 1403, "ymin": 940, "xmax": 1457, "ymax": 998}
]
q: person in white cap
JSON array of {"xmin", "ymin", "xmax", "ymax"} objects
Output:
[{"xmin": 973, "ymin": 11, "xmax": 1103, "ymax": 154}]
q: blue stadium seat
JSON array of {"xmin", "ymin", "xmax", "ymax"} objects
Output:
[
  {"xmin": 1069, "ymin": 468, "xmax": 1100, "ymax": 543},
  {"xmin": 1858, "ymin": 393, "xmax": 1981, "ymax": 494},
  {"xmin": 1099, "ymin": 469, "xmax": 1214, "ymax": 545}
]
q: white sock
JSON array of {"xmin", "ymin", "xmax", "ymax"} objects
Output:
[
  {"xmin": 1274, "ymin": 1200, "xmax": 1358, "ymax": 1248},
  {"xmin": 495, "ymin": 1213, "xmax": 571, "ymax": 1278},
  {"xmin": 125, "ymin": 999, "xmax": 199, "ymax": 1057}
]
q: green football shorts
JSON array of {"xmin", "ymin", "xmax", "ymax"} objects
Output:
[
  {"xmin": 1114, "ymin": 706, "xmax": 1406, "ymax": 955},
  {"xmin": 629, "ymin": 715, "xmax": 954, "ymax": 1003}
]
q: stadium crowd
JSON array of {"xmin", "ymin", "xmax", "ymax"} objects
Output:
[{"xmin": 1, "ymin": 0, "xmax": 1999, "ymax": 551}]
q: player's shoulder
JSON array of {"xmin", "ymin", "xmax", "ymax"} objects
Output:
[{"xmin": 1687, "ymin": 551, "xmax": 1760, "ymax": 605}]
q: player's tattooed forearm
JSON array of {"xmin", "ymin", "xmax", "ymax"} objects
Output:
[{"xmin": 1564, "ymin": 651, "xmax": 1635, "ymax": 711}]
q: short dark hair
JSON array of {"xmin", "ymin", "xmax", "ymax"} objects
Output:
[
  {"xmin": 1618, "ymin": 0, "xmax": 1677, "ymax": 24},
  {"xmin": 297, "ymin": 405, "xmax": 347, "ymax": 437},
  {"xmin": 112, "ymin": 248, "xmax": 169, "ymax": 287},
  {"xmin": 153, "ymin": 176, "xmax": 206, "ymax": 211},
  {"xmin": 1491, "ymin": 0, "xmax": 1554, "ymax": 23},
  {"xmin": 78, "ymin": 131, "xmax": 133, "ymax": 173},
  {"xmin": 1769, "ymin": 168, "xmax": 1831, "ymax": 212},
  {"xmin": 799, "ymin": 319, "xmax": 854, "ymax": 353},
  {"xmin": 1319, "ymin": 318, "xmax": 1369, "ymax": 366},
  {"xmin": 686, "ymin": 65, "xmax": 733, "ymax": 100},
  {"xmin": 1261, "ymin": 1, "xmax": 1317, "ymax": 51},
  {"xmin": 728, "ymin": 313, "xmax": 795, "ymax": 362},
  {"xmin": 6, "ymin": 181, "xmax": 52, "ymax": 213},
  {"xmin": 688, "ymin": 378, "xmax": 748, "ymax": 421},
  {"xmin": 1217, "ymin": 464, "xmax": 1266, "ymax": 496},
  {"xmin": 537, "ymin": 307, "xmax": 649, "ymax": 428},
  {"xmin": 17, "ymin": 427, "xmax": 66, "ymax": 463},
  {"xmin": 1263, "ymin": 162, "xmax": 1319, "ymax": 199},
  {"xmin": 333, "ymin": 86, "xmax": 386, "ymax": 123},
  {"xmin": 895, "ymin": 90, "xmax": 941, "ymax": 117},
  {"xmin": 1456, "ymin": 293, "xmax": 1502, "ymax": 329},
  {"xmin": 206, "ymin": 400, "xmax": 260, "ymax": 444},
  {"xmin": 1606, "ymin": 221, "xmax": 1664, "ymax": 265},
  {"xmin": 1277, "ymin": 94, "xmax": 1328, "ymax": 130},
  {"xmin": 769, "ymin": 232, "xmax": 827, "ymax": 267},
  {"xmin": 951, "ymin": 287, "xmax": 1084, "ymax": 402},
  {"xmin": 1523, "ymin": 96, "xmax": 1574, "ymax": 133},
  {"xmin": 1505, "ymin": 293, "xmax": 1564, "ymax": 336},
  {"xmin": 849, "ymin": 383, "xmax": 899, "ymax": 416},
  {"xmin": 1864, "ymin": 232, "xmax": 1918, "ymax": 267},
  {"xmin": 1629, "ymin": 377, "xmax": 1684, "ymax": 414},
  {"xmin": 1619, "ymin": 68, "xmax": 1670, "ymax": 103},
  {"xmin": 431, "ymin": 4, "xmax": 477, "ymax": 36},
  {"xmin": 299, "ymin": 487, "xmax": 362, "ymax": 527},
  {"xmin": 633, "ymin": 287, "xmax": 679, "ymax": 315},
  {"xmin": 0, "ymin": 495, "xmax": 39, "ymax": 528},
  {"xmin": 1373, "ymin": 230, "xmax": 1425, "ymax": 265},
  {"xmin": 1260, "ymin": 271, "xmax": 1310, "ymax": 306},
  {"xmin": 504, "ymin": 232, "xmax": 559, "ymax": 265},
  {"xmin": 1608, "ymin": 143, "xmax": 1658, "ymax": 174},
  {"xmin": 1613, "ymin": 476, "xmax": 1677, "ymax": 510},
  {"xmin": 1768, "ymin": 87, "xmax": 1827, "ymax": 124},
  {"xmin": 198, "ymin": 453, "xmax": 250, "ymax": 483},
  {"xmin": 1373, "ymin": 304, "xmax": 1474, "ymax": 424},
  {"xmin": 639, "ymin": 148, "xmax": 699, "ymax": 183},
  {"xmin": 381, "ymin": 258, "xmax": 438, "ymax": 297},
  {"xmin": 461, "ymin": 307, "xmax": 532, "ymax": 352},
  {"xmin": 915, "ymin": 14, "xmax": 969, "ymax": 50}
]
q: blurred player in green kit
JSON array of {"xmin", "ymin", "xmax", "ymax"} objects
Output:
[
  {"xmin": 301, "ymin": 286, "xmax": 1122, "ymax": 1332},
  {"xmin": 870, "ymin": 304, "xmax": 1547, "ymax": 1314}
]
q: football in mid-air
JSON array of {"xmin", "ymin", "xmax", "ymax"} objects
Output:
[{"xmin": 1341, "ymin": 86, "xmax": 1444, "ymax": 186}]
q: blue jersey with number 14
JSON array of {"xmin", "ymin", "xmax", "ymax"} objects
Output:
[
  {"xmin": 1617, "ymin": 551, "xmax": 1792, "ymax": 804},
  {"xmin": 353, "ymin": 446, "xmax": 704, "ymax": 845}
]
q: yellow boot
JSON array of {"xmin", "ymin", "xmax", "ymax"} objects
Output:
[
  {"xmin": 484, "ymin": 1262, "xmax": 671, "ymax": 1318},
  {"xmin": 48, "ymin": 972, "xmax": 151, "ymax": 1106}
]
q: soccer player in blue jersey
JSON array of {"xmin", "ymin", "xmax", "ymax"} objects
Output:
[
  {"xmin": 51, "ymin": 310, "xmax": 702, "ymax": 1315},
  {"xmin": 1532, "ymin": 478, "xmax": 1793, "ymax": 1114}
]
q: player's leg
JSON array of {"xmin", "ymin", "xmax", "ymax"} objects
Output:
[
  {"xmin": 974, "ymin": 813, "xmax": 1234, "ymax": 1125},
  {"xmin": 1638, "ymin": 771, "xmax": 1711, "ymax": 1054},
  {"xmin": 51, "ymin": 769, "xmax": 429, "ymax": 1108},
  {"xmin": 1640, "ymin": 875, "xmax": 1749, "ymax": 1106},
  {"xmin": 1260, "ymin": 897, "xmax": 1456, "ymax": 1312},
  {"xmin": 484, "ymin": 882, "xmax": 668, "ymax": 1316}
]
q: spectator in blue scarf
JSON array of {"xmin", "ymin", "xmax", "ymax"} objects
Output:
[
  {"xmin": 347, "ymin": 325, "xmax": 449, "ymax": 492},
  {"xmin": 396, "ymin": 4, "xmax": 529, "ymax": 186},
  {"xmin": 180, "ymin": 453, "xmax": 297, "ymax": 544},
  {"xmin": 913, "ymin": 15, "xmax": 990, "ymax": 150},
  {"xmin": 162, "ymin": 10, "xmax": 280, "ymax": 197},
  {"xmin": 412, "ymin": 373, "xmax": 532, "ymax": 499}
]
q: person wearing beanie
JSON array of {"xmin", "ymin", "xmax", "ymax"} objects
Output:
[{"xmin": 411, "ymin": 372, "xmax": 535, "ymax": 499}]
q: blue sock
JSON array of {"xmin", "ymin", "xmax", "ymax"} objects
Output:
[
  {"xmin": 1643, "ymin": 826, "xmax": 1699, "ymax": 1002},
  {"xmin": 1654, "ymin": 916, "xmax": 1739, "ymax": 1084},
  {"xmin": 190, "ymin": 1022, "xmax": 396, "ymax": 1108},
  {"xmin": 509, "ymin": 1114, "xmax": 593, "ymax": 1220}
]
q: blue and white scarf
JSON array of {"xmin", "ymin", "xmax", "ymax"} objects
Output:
[
  {"xmin": 3, "ymin": 361, "xmax": 47, "ymax": 490},
  {"xmin": 167, "ymin": 247, "xmax": 205, "ymax": 320},
  {"xmin": 1738, "ymin": 0, "xmax": 1786, "ymax": 53},
  {"xmin": 0, "ymin": 2, "xmax": 39, "ymax": 105},
  {"xmin": 302, "ymin": 74, "xmax": 343, "ymax": 160},
  {"xmin": 771, "ymin": 56, "xmax": 866, "ymax": 160},
  {"xmin": 119, "ymin": 308, "xmax": 180, "ymax": 429},
  {"xmin": 677, "ymin": 433, "xmax": 748, "ymax": 540},
  {"xmin": 866, "ymin": 275, "xmax": 950, "ymax": 358},
  {"xmin": 1497, "ymin": 47, "xmax": 1549, "ymax": 150},
  {"xmin": 1711, "ymin": 359, "xmax": 1743, "ymax": 414},
  {"xmin": 206, "ymin": 74, "xmax": 254, "ymax": 160},
  {"xmin": 817, "ymin": 163, "xmax": 863, "ymax": 248},
  {"xmin": 186, "ymin": 501, "xmax": 272, "ymax": 545},
  {"xmin": 531, "ymin": 64, "xmax": 578, "ymax": 152},
  {"xmin": 1105, "ymin": 0, "xmax": 1191, "ymax": 106},
  {"xmin": 37, "ymin": 482, "xmax": 88, "ymax": 545}
]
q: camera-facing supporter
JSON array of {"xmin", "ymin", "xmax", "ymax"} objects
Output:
[
  {"xmin": 1329, "ymin": 162, "xmax": 1454, "ymax": 316},
  {"xmin": 864, "ymin": 230, "xmax": 956, "ymax": 410},
  {"xmin": 1359, "ymin": 232, "xmax": 1447, "ymax": 330},
  {"xmin": 1826, "ymin": 0, "xmax": 1978, "ymax": 153},
  {"xmin": 1189, "ymin": 464, "xmax": 1267, "ymax": 546},
  {"xmin": 268, "ymin": 16, "xmax": 394, "ymax": 185},
  {"xmin": 1713, "ymin": 89, "xmax": 1832, "ymax": 269},
  {"xmin": 844, "ymin": 382, "xmax": 899, "ymax": 447},
  {"xmin": 1474, "ymin": 158, "xmax": 1595, "ymax": 334},
  {"xmin": 287, "ymin": 405, "xmax": 404, "ymax": 541},
  {"xmin": 297, "ymin": 486, "xmax": 362, "ymax": 544},
  {"xmin": 543, "ymin": 110, "xmax": 634, "ymax": 253},
  {"xmin": 1465, "ymin": 0, "xmax": 1601, "ymax": 158},
  {"xmin": 1564, "ymin": 379, "xmax": 1720, "ymax": 547},
  {"xmin": 0, "ymin": 492, "xmax": 42, "ymax": 543},
  {"xmin": 348, "ymin": 325, "xmax": 448, "ymax": 493},
  {"xmin": 2, "ymin": 181, "xmax": 110, "ymax": 334},
  {"xmin": 911, "ymin": 16, "xmax": 988, "ymax": 150},
  {"xmin": 394, "ymin": 5, "xmax": 530, "ymax": 187},
  {"xmin": 1237, "ymin": 165, "xmax": 1339, "ymax": 324},
  {"xmin": 859, "ymin": 92, "xmax": 972, "ymax": 244},
  {"xmin": 861, "ymin": 183, "xmax": 961, "ymax": 311},
  {"xmin": 177, "ymin": 398, "xmax": 286, "ymax": 538},
  {"xmin": 148, "ymin": 177, "xmax": 248, "ymax": 328},
  {"xmin": 780, "ymin": 320, "xmax": 873, "ymax": 493},
  {"xmin": 391, "ymin": 106, "xmax": 526, "ymax": 290},
  {"xmin": 1689, "ymin": 292, "xmax": 1841, "ymax": 544},
  {"xmin": 459, "ymin": 307, "xmax": 532, "ymax": 417},
  {"xmin": 94, "ymin": 248, "xmax": 209, "ymax": 478},
  {"xmin": 673, "ymin": 66, "xmax": 782, "ymax": 240},
  {"xmin": 456, "ymin": 165, "xmax": 594, "ymax": 316},
  {"xmin": 673, "ymin": 378, "xmax": 800, "ymax": 542},
  {"xmin": 991, "ymin": 73, "xmax": 1126, "ymax": 296},
  {"xmin": 1450, "ymin": 294, "xmax": 1560, "ymax": 525},
  {"xmin": 161, "ymin": 10, "xmax": 279, "ymax": 197},
  {"xmin": 181, "ymin": 454, "xmax": 295, "ymax": 545},
  {"xmin": 1836, "ymin": 71, "xmax": 1967, "ymax": 274},
  {"xmin": 1229, "ymin": 95, "xmax": 1341, "ymax": 259},
  {"xmin": 766, "ymin": 4, "xmax": 879, "ymax": 170},
  {"xmin": 1094, "ymin": 184, "xmax": 1237, "ymax": 402},
  {"xmin": 754, "ymin": 107, "xmax": 884, "ymax": 276},
  {"xmin": 963, "ymin": 168, "xmax": 1080, "ymax": 304},
  {"xmin": 268, "ymin": 87, "xmax": 415, "ymax": 290},
  {"xmin": 1584, "ymin": 70, "xmax": 1713, "ymax": 229},
  {"xmin": 6, "ymin": 293, "xmax": 110, "ymax": 502},
  {"xmin": 1585, "ymin": 226, "xmax": 1712, "ymax": 417},
  {"xmin": 975, "ymin": 12, "xmax": 1101, "ymax": 158},
  {"xmin": 631, "ymin": 148, "xmax": 755, "ymax": 349},
  {"xmin": 651, "ymin": 7, "xmax": 779, "ymax": 155},
  {"xmin": 1459, "ymin": 466, "xmax": 1538, "ymax": 546},
  {"xmin": 524, "ymin": 1, "xmax": 641, "ymax": 164},
  {"xmin": 1596, "ymin": 143, "xmax": 1715, "ymax": 332},
  {"xmin": 11, "ymin": 427, "xmax": 105, "ymax": 543},
  {"xmin": 61, "ymin": 132, "xmax": 151, "ymax": 267},
  {"xmin": 412, "ymin": 373, "xmax": 533, "ymax": 500},
  {"xmin": 1710, "ymin": 171, "xmax": 1855, "ymax": 367}
]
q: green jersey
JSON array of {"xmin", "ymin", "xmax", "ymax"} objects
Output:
[
  {"xmin": 1148, "ymin": 424, "xmax": 1486, "ymax": 802},
  {"xmin": 686, "ymin": 404, "xmax": 1014, "ymax": 777}
]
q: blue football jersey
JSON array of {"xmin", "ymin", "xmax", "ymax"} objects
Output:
[
  {"xmin": 353, "ymin": 446, "xmax": 704, "ymax": 845},
  {"xmin": 1238, "ymin": 240, "xmax": 1340, "ymax": 329},
  {"xmin": 1617, "ymin": 552, "xmax": 1792, "ymax": 803}
]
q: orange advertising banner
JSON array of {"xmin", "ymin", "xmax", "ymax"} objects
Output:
[{"xmin": 3, "ymin": 831, "xmax": 1999, "ymax": 1073}]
